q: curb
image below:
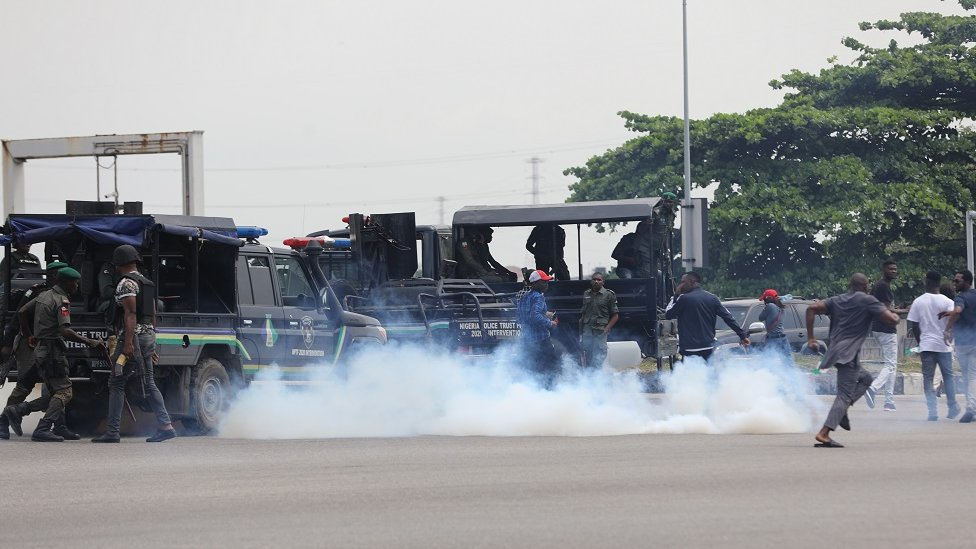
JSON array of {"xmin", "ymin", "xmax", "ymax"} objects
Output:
[{"xmin": 637, "ymin": 370, "xmax": 944, "ymax": 396}]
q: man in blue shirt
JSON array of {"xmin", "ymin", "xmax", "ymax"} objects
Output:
[
  {"xmin": 518, "ymin": 269, "xmax": 559, "ymax": 387},
  {"xmin": 665, "ymin": 271, "xmax": 750, "ymax": 361},
  {"xmin": 758, "ymin": 288, "xmax": 793, "ymax": 366},
  {"xmin": 945, "ymin": 270, "xmax": 976, "ymax": 423}
]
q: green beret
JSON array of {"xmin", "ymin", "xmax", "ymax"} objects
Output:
[
  {"xmin": 45, "ymin": 261, "xmax": 68, "ymax": 271},
  {"xmin": 57, "ymin": 267, "xmax": 82, "ymax": 280},
  {"xmin": 661, "ymin": 192, "xmax": 678, "ymax": 200}
]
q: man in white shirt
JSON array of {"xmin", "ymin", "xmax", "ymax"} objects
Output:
[{"xmin": 907, "ymin": 271, "xmax": 960, "ymax": 421}]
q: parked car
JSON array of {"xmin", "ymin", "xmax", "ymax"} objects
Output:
[{"xmin": 713, "ymin": 298, "xmax": 830, "ymax": 353}]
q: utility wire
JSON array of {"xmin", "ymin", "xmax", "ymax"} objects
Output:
[{"xmin": 24, "ymin": 139, "xmax": 622, "ymax": 172}]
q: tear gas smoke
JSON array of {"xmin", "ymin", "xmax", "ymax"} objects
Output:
[{"xmin": 218, "ymin": 344, "xmax": 824, "ymax": 439}]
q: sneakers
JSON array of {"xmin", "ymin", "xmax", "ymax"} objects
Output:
[
  {"xmin": 883, "ymin": 402, "xmax": 897, "ymax": 412},
  {"xmin": 146, "ymin": 429, "xmax": 177, "ymax": 443},
  {"xmin": 960, "ymin": 411, "xmax": 975, "ymax": 423},
  {"xmin": 949, "ymin": 406, "xmax": 961, "ymax": 420},
  {"xmin": 91, "ymin": 433, "xmax": 121, "ymax": 443},
  {"xmin": 864, "ymin": 387, "xmax": 877, "ymax": 409}
]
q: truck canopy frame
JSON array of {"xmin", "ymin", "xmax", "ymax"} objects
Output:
[
  {"xmin": 1, "ymin": 214, "xmax": 242, "ymax": 248},
  {"xmin": 452, "ymin": 198, "xmax": 660, "ymax": 227}
]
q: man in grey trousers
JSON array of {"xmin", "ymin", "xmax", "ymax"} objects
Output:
[{"xmin": 806, "ymin": 273, "xmax": 899, "ymax": 447}]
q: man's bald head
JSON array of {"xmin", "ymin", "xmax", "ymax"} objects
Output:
[{"xmin": 849, "ymin": 273, "xmax": 869, "ymax": 292}]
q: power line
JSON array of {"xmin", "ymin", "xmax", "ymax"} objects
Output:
[{"xmin": 23, "ymin": 138, "xmax": 622, "ymax": 173}]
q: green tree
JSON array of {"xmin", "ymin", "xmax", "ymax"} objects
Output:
[{"xmin": 566, "ymin": 1, "xmax": 976, "ymax": 303}]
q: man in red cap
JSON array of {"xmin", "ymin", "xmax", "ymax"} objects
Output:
[
  {"xmin": 759, "ymin": 289, "xmax": 793, "ymax": 366},
  {"xmin": 517, "ymin": 269, "xmax": 559, "ymax": 387}
]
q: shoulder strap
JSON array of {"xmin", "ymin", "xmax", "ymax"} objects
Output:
[{"xmin": 769, "ymin": 305, "xmax": 784, "ymax": 331}]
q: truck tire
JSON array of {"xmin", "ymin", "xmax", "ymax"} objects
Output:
[{"xmin": 183, "ymin": 358, "xmax": 229, "ymax": 435}]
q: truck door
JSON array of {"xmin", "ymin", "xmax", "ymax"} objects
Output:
[
  {"xmin": 237, "ymin": 254, "xmax": 286, "ymax": 378},
  {"xmin": 273, "ymin": 254, "xmax": 336, "ymax": 367}
]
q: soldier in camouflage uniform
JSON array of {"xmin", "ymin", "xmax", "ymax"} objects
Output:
[
  {"xmin": 0, "ymin": 261, "xmax": 70, "ymax": 439},
  {"xmin": 2, "ymin": 268, "xmax": 102, "ymax": 442}
]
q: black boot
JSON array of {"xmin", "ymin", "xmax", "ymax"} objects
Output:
[
  {"xmin": 0, "ymin": 414, "xmax": 8, "ymax": 440},
  {"xmin": 2, "ymin": 402, "xmax": 29, "ymax": 437},
  {"xmin": 53, "ymin": 421, "xmax": 81, "ymax": 441},
  {"xmin": 31, "ymin": 419, "xmax": 64, "ymax": 442}
]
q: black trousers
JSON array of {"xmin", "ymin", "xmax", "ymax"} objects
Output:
[
  {"xmin": 682, "ymin": 349, "xmax": 713, "ymax": 362},
  {"xmin": 525, "ymin": 338, "xmax": 560, "ymax": 389}
]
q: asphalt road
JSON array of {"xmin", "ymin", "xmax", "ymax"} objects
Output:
[{"xmin": 1, "ymin": 395, "xmax": 976, "ymax": 548}]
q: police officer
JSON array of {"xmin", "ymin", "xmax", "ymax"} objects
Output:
[
  {"xmin": 92, "ymin": 244, "xmax": 176, "ymax": 443},
  {"xmin": 578, "ymin": 272, "xmax": 619, "ymax": 369},
  {"xmin": 0, "ymin": 261, "xmax": 73, "ymax": 440},
  {"xmin": 633, "ymin": 193, "xmax": 677, "ymax": 279},
  {"xmin": 3, "ymin": 267, "xmax": 102, "ymax": 442},
  {"xmin": 525, "ymin": 224, "xmax": 570, "ymax": 281},
  {"xmin": 0, "ymin": 241, "xmax": 41, "ymax": 278}
]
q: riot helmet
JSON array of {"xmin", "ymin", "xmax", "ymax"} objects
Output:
[{"xmin": 112, "ymin": 244, "xmax": 142, "ymax": 267}]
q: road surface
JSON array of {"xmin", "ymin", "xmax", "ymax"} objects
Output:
[{"xmin": 0, "ymin": 395, "xmax": 974, "ymax": 548}]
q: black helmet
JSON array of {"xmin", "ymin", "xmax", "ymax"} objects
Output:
[{"xmin": 112, "ymin": 244, "xmax": 142, "ymax": 266}]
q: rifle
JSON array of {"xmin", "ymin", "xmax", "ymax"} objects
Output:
[{"xmin": 96, "ymin": 336, "xmax": 146, "ymax": 399}]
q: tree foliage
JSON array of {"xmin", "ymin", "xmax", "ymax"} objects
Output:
[{"xmin": 566, "ymin": 1, "xmax": 976, "ymax": 304}]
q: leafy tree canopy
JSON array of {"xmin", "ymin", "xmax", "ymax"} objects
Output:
[{"xmin": 566, "ymin": 0, "xmax": 976, "ymax": 304}]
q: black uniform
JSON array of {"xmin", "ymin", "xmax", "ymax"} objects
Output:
[{"xmin": 525, "ymin": 224, "xmax": 570, "ymax": 281}]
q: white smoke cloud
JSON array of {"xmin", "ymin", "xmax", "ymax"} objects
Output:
[{"xmin": 218, "ymin": 344, "xmax": 824, "ymax": 439}]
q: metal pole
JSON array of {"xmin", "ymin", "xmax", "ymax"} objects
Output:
[
  {"xmin": 112, "ymin": 156, "xmax": 119, "ymax": 212},
  {"xmin": 681, "ymin": 0, "xmax": 694, "ymax": 273},
  {"xmin": 968, "ymin": 211, "xmax": 976, "ymax": 274}
]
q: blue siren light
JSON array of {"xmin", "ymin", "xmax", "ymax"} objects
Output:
[{"xmin": 237, "ymin": 226, "xmax": 269, "ymax": 239}]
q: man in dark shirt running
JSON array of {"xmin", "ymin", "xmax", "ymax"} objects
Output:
[
  {"xmin": 665, "ymin": 271, "xmax": 749, "ymax": 361},
  {"xmin": 807, "ymin": 273, "xmax": 899, "ymax": 448},
  {"xmin": 865, "ymin": 260, "xmax": 907, "ymax": 411}
]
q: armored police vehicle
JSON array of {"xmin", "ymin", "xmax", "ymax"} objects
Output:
[
  {"xmin": 306, "ymin": 212, "xmax": 520, "ymax": 356},
  {"xmin": 309, "ymin": 198, "xmax": 677, "ymax": 366},
  {"xmin": 1, "ymin": 212, "xmax": 386, "ymax": 433}
]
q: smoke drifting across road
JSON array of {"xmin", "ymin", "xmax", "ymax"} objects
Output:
[{"xmin": 218, "ymin": 345, "xmax": 823, "ymax": 439}]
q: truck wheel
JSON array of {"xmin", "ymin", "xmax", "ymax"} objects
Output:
[{"xmin": 183, "ymin": 358, "xmax": 229, "ymax": 435}]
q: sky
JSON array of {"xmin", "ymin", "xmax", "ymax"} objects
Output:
[{"xmin": 0, "ymin": 0, "xmax": 966, "ymax": 275}]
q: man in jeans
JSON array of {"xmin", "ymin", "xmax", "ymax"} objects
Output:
[
  {"xmin": 907, "ymin": 271, "xmax": 959, "ymax": 421},
  {"xmin": 517, "ymin": 269, "xmax": 559, "ymax": 388},
  {"xmin": 92, "ymin": 245, "xmax": 177, "ymax": 443},
  {"xmin": 944, "ymin": 270, "xmax": 976, "ymax": 423},
  {"xmin": 865, "ymin": 260, "xmax": 907, "ymax": 411}
]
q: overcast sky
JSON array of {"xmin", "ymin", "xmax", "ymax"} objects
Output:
[{"xmin": 0, "ymin": 0, "xmax": 964, "ymax": 275}]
